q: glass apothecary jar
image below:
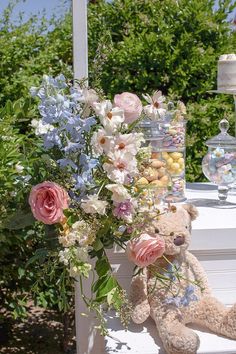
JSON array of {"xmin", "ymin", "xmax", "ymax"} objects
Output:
[
  {"xmin": 160, "ymin": 120, "xmax": 187, "ymax": 203},
  {"xmin": 158, "ymin": 120, "xmax": 186, "ymax": 150},
  {"xmin": 202, "ymin": 119, "xmax": 236, "ymax": 202},
  {"xmin": 136, "ymin": 120, "xmax": 171, "ymax": 204}
]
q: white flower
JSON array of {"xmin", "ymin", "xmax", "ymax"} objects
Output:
[
  {"xmin": 113, "ymin": 132, "xmax": 144, "ymax": 155},
  {"xmin": 103, "ymin": 151, "xmax": 138, "ymax": 184},
  {"xmin": 213, "ymin": 147, "xmax": 225, "ymax": 158},
  {"xmin": 71, "ymin": 220, "xmax": 96, "ymax": 246},
  {"xmin": 59, "ymin": 234, "xmax": 77, "ymax": 247},
  {"xmin": 143, "ymin": 90, "xmax": 166, "ymax": 120},
  {"xmin": 91, "ymin": 128, "xmax": 114, "ymax": 155},
  {"xmin": 93, "ymin": 100, "xmax": 124, "ymax": 133},
  {"xmin": 76, "ymin": 247, "xmax": 89, "ymax": 262},
  {"xmin": 75, "ymin": 88, "xmax": 99, "ymax": 117},
  {"xmin": 31, "ymin": 119, "xmax": 54, "ymax": 136},
  {"xmin": 69, "ymin": 262, "xmax": 92, "ymax": 278},
  {"xmin": 106, "ymin": 184, "xmax": 131, "ymax": 202},
  {"xmin": 69, "ymin": 247, "xmax": 92, "ymax": 278},
  {"xmin": 81, "ymin": 195, "xmax": 108, "ymax": 215},
  {"xmin": 59, "ymin": 220, "xmax": 96, "ymax": 247},
  {"xmin": 59, "ymin": 249, "xmax": 70, "ymax": 265},
  {"xmin": 15, "ymin": 162, "xmax": 24, "ymax": 173},
  {"xmin": 78, "ymin": 88, "xmax": 99, "ymax": 105}
]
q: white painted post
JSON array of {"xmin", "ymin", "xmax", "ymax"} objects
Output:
[
  {"xmin": 72, "ymin": 0, "xmax": 88, "ymax": 81},
  {"xmin": 72, "ymin": 2, "xmax": 105, "ymax": 353}
]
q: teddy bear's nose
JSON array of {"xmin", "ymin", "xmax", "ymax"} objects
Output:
[{"xmin": 174, "ymin": 236, "xmax": 185, "ymax": 246}]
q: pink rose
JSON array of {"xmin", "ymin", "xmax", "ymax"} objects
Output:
[
  {"xmin": 114, "ymin": 92, "xmax": 142, "ymax": 124},
  {"xmin": 29, "ymin": 181, "xmax": 69, "ymax": 224},
  {"xmin": 126, "ymin": 233, "xmax": 165, "ymax": 267}
]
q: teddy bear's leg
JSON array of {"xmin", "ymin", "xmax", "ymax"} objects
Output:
[
  {"xmin": 191, "ymin": 296, "xmax": 236, "ymax": 339},
  {"xmin": 153, "ymin": 308, "xmax": 200, "ymax": 354},
  {"xmin": 129, "ymin": 269, "xmax": 151, "ymax": 324}
]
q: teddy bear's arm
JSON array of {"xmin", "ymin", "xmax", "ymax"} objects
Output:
[
  {"xmin": 186, "ymin": 251, "xmax": 212, "ymax": 295},
  {"xmin": 129, "ymin": 268, "xmax": 151, "ymax": 324}
]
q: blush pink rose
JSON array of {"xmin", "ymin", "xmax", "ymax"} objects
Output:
[
  {"xmin": 29, "ymin": 181, "xmax": 69, "ymax": 224},
  {"xmin": 126, "ymin": 233, "xmax": 165, "ymax": 267},
  {"xmin": 114, "ymin": 92, "xmax": 142, "ymax": 124}
]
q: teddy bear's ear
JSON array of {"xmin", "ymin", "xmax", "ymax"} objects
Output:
[{"xmin": 182, "ymin": 204, "xmax": 198, "ymax": 221}]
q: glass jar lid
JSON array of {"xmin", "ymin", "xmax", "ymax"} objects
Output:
[
  {"xmin": 138, "ymin": 119, "xmax": 164, "ymax": 140},
  {"xmin": 206, "ymin": 119, "xmax": 236, "ymax": 148}
]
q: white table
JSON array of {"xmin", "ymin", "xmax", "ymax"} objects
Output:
[{"xmin": 75, "ymin": 183, "xmax": 236, "ymax": 354}]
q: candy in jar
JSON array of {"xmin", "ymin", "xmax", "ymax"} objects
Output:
[{"xmin": 202, "ymin": 119, "xmax": 236, "ymax": 202}]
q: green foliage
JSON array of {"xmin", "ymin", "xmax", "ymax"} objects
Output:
[
  {"xmin": 0, "ymin": 3, "xmax": 72, "ymax": 107},
  {"xmin": 0, "ymin": 2, "xmax": 73, "ymax": 321}
]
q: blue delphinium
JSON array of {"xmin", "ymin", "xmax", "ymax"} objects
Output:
[
  {"xmin": 57, "ymin": 158, "xmax": 78, "ymax": 170},
  {"xmin": 164, "ymin": 285, "xmax": 198, "ymax": 308},
  {"xmin": 163, "ymin": 261, "xmax": 178, "ymax": 282},
  {"xmin": 180, "ymin": 285, "xmax": 198, "ymax": 306},
  {"xmin": 31, "ymin": 75, "xmax": 98, "ymax": 199},
  {"xmin": 43, "ymin": 129, "xmax": 62, "ymax": 149}
]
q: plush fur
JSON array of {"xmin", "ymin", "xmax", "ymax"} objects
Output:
[{"xmin": 129, "ymin": 204, "xmax": 236, "ymax": 354}]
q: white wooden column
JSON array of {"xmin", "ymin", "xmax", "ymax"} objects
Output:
[
  {"xmin": 72, "ymin": 1, "xmax": 104, "ymax": 353},
  {"xmin": 72, "ymin": 0, "xmax": 88, "ymax": 81}
]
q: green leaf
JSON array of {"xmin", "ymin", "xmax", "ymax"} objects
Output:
[
  {"xmin": 18, "ymin": 267, "xmax": 25, "ymax": 279},
  {"xmin": 92, "ymin": 238, "xmax": 103, "ymax": 251},
  {"xmin": 95, "ymin": 257, "xmax": 110, "ymax": 277},
  {"xmin": 92, "ymin": 274, "xmax": 109, "ymax": 293},
  {"xmin": 26, "ymin": 248, "xmax": 48, "ymax": 267},
  {"xmin": 5, "ymin": 100, "xmax": 13, "ymax": 114},
  {"xmin": 107, "ymin": 288, "xmax": 116, "ymax": 306},
  {"xmin": 96, "ymin": 276, "xmax": 117, "ymax": 299},
  {"xmin": 5, "ymin": 211, "xmax": 35, "ymax": 230}
]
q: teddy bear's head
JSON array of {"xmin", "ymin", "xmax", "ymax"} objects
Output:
[{"xmin": 152, "ymin": 204, "xmax": 198, "ymax": 256}]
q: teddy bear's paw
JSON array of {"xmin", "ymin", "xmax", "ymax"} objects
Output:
[
  {"xmin": 222, "ymin": 304, "xmax": 236, "ymax": 339},
  {"xmin": 164, "ymin": 328, "xmax": 200, "ymax": 354},
  {"xmin": 131, "ymin": 301, "xmax": 150, "ymax": 324}
]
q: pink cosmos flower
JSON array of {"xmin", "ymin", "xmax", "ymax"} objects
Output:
[
  {"xmin": 103, "ymin": 151, "xmax": 138, "ymax": 184},
  {"xmin": 126, "ymin": 233, "xmax": 165, "ymax": 267},
  {"xmin": 114, "ymin": 92, "xmax": 142, "ymax": 124},
  {"xmin": 114, "ymin": 132, "xmax": 144, "ymax": 155},
  {"xmin": 143, "ymin": 90, "xmax": 166, "ymax": 121},
  {"xmin": 29, "ymin": 181, "xmax": 69, "ymax": 224},
  {"xmin": 113, "ymin": 199, "xmax": 135, "ymax": 222}
]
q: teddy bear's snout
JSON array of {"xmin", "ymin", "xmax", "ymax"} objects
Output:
[{"xmin": 173, "ymin": 235, "xmax": 185, "ymax": 246}]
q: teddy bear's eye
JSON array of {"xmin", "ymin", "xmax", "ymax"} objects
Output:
[
  {"xmin": 155, "ymin": 228, "xmax": 160, "ymax": 233},
  {"xmin": 170, "ymin": 232, "xmax": 174, "ymax": 236},
  {"xmin": 185, "ymin": 226, "xmax": 188, "ymax": 229}
]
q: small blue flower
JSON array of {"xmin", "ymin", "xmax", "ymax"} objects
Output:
[
  {"xmin": 118, "ymin": 225, "xmax": 126, "ymax": 233},
  {"xmin": 43, "ymin": 130, "xmax": 61, "ymax": 149},
  {"xmin": 163, "ymin": 262, "xmax": 178, "ymax": 281},
  {"xmin": 180, "ymin": 285, "xmax": 198, "ymax": 307},
  {"xmin": 81, "ymin": 117, "xmax": 97, "ymax": 132},
  {"xmin": 164, "ymin": 296, "xmax": 181, "ymax": 307},
  {"xmin": 57, "ymin": 158, "xmax": 78, "ymax": 170},
  {"xmin": 79, "ymin": 153, "xmax": 99, "ymax": 170},
  {"xmin": 70, "ymin": 87, "xmax": 83, "ymax": 102},
  {"xmin": 64, "ymin": 140, "xmax": 83, "ymax": 154},
  {"xmin": 164, "ymin": 285, "xmax": 198, "ymax": 308},
  {"xmin": 73, "ymin": 174, "xmax": 86, "ymax": 191}
]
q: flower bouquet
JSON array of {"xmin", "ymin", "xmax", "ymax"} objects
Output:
[{"xmin": 28, "ymin": 75, "xmax": 186, "ymax": 333}]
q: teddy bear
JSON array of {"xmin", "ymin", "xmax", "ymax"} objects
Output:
[{"xmin": 129, "ymin": 204, "xmax": 236, "ymax": 354}]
